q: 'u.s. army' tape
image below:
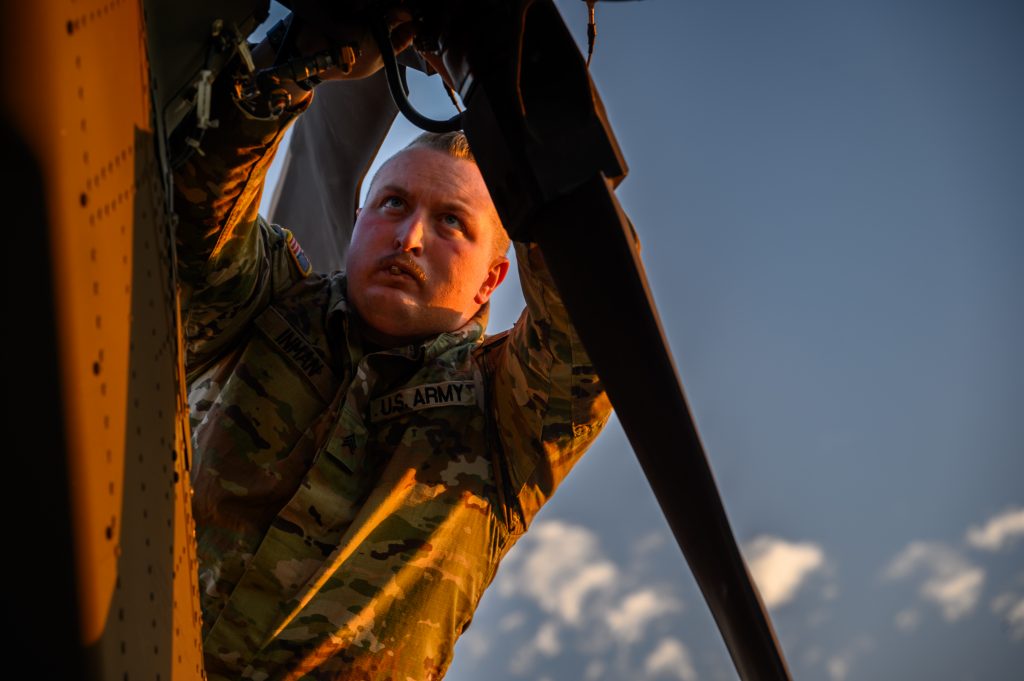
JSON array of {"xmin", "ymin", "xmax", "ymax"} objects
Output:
[{"xmin": 370, "ymin": 381, "xmax": 476, "ymax": 423}]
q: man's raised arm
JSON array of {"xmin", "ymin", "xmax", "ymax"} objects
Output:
[
  {"xmin": 483, "ymin": 241, "xmax": 614, "ymax": 531},
  {"xmin": 172, "ymin": 18, "xmax": 413, "ymax": 379},
  {"xmin": 172, "ymin": 68, "xmax": 312, "ymax": 380}
]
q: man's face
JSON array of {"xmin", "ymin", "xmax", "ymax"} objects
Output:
[{"xmin": 345, "ymin": 147, "xmax": 509, "ymax": 346}]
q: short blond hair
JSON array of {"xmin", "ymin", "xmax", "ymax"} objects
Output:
[{"xmin": 405, "ymin": 130, "xmax": 475, "ymax": 162}]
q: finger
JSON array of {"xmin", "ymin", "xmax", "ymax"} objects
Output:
[{"xmin": 390, "ymin": 21, "xmax": 417, "ymax": 54}]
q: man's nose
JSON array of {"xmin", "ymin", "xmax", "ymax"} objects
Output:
[{"xmin": 393, "ymin": 212, "xmax": 425, "ymax": 255}]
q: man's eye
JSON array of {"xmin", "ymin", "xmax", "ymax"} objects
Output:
[
  {"xmin": 382, "ymin": 196, "xmax": 405, "ymax": 209},
  {"xmin": 441, "ymin": 214, "xmax": 463, "ymax": 231}
]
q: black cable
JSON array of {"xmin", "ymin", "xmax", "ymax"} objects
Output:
[{"xmin": 369, "ymin": 17, "xmax": 463, "ymax": 134}]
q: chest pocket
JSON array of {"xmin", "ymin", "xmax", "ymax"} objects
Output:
[
  {"xmin": 367, "ymin": 373, "xmax": 494, "ymax": 504},
  {"xmin": 378, "ymin": 404, "xmax": 498, "ymax": 510}
]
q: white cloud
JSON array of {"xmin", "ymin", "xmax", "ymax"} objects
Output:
[
  {"xmin": 498, "ymin": 611, "xmax": 526, "ymax": 632},
  {"xmin": 605, "ymin": 589, "xmax": 682, "ymax": 644},
  {"xmin": 497, "ymin": 520, "xmax": 619, "ymax": 625},
  {"xmin": 534, "ymin": 621, "xmax": 561, "ymax": 656},
  {"xmin": 495, "ymin": 519, "xmax": 693, "ymax": 677},
  {"xmin": 456, "ymin": 628, "xmax": 491, "ymax": 661},
  {"xmin": 883, "ymin": 541, "xmax": 985, "ymax": 621},
  {"xmin": 894, "ymin": 608, "xmax": 920, "ymax": 632},
  {"xmin": 991, "ymin": 592, "xmax": 1024, "ymax": 640},
  {"xmin": 743, "ymin": 536, "xmax": 826, "ymax": 609},
  {"xmin": 508, "ymin": 621, "xmax": 563, "ymax": 676},
  {"xmin": 966, "ymin": 507, "xmax": 1024, "ymax": 551},
  {"xmin": 825, "ymin": 636, "xmax": 874, "ymax": 681},
  {"xmin": 644, "ymin": 638, "xmax": 697, "ymax": 681},
  {"xmin": 826, "ymin": 656, "xmax": 849, "ymax": 681},
  {"xmin": 921, "ymin": 568, "xmax": 985, "ymax": 621},
  {"xmin": 584, "ymin": 660, "xmax": 606, "ymax": 681},
  {"xmin": 633, "ymin": 531, "xmax": 668, "ymax": 556}
]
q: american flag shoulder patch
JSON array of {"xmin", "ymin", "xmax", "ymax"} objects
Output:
[{"xmin": 283, "ymin": 227, "xmax": 312, "ymax": 277}]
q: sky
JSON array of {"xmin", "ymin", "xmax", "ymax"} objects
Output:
[{"xmin": 256, "ymin": 1, "xmax": 1023, "ymax": 679}]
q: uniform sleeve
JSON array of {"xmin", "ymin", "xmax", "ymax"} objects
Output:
[
  {"xmin": 173, "ymin": 81, "xmax": 313, "ymax": 381},
  {"xmin": 489, "ymin": 242, "xmax": 613, "ymax": 529}
]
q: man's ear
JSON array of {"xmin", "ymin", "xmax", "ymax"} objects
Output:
[{"xmin": 474, "ymin": 257, "xmax": 510, "ymax": 305}]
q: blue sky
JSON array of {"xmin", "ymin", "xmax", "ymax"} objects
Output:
[{"xmin": 258, "ymin": 1, "xmax": 1023, "ymax": 678}]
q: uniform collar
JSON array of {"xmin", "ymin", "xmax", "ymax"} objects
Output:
[{"xmin": 328, "ymin": 275, "xmax": 488, "ymax": 366}]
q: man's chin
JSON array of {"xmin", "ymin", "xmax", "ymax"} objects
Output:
[{"xmin": 352, "ymin": 286, "xmax": 419, "ymax": 331}]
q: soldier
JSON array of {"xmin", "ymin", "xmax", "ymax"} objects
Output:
[{"xmin": 175, "ymin": 13, "xmax": 612, "ymax": 680}]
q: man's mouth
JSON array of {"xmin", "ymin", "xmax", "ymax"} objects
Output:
[{"xmin": 378, "ymin": 255, "xmax": 426, "ymax": 285}]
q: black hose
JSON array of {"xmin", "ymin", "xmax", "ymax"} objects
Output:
[{"xmin": 369, "ymin": 17, "xmax": 463, "ymax": 133}]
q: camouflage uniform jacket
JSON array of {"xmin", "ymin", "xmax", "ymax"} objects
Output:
[{"xmin": 174, "ymin": 90, "xmax": 611, "ymax": 681}]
